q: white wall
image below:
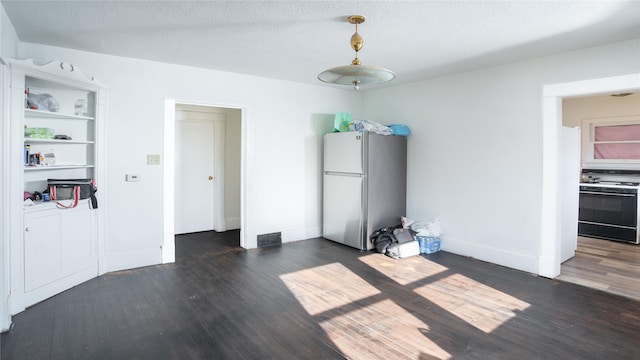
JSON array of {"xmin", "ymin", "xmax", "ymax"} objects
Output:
[
  {"xmin": 361, "ymin": 38, "xmax": 640, "ymax": 274},
  {"xmin": 18, "ymin": 42, "xmax": 359, "ymax": 271}
]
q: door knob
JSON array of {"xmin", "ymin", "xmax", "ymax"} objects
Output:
[{"xmin": 208, "ymin": 176, "xmax": 214, "ymax": 181}]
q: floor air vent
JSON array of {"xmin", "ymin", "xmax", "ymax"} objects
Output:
[{"xmin": 257, "ymin": 232, "xmax": 282, "ymax": 248}]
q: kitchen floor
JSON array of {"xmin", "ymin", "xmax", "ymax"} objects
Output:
[{"xmin": 558, "ymin": 236, "xmax": 640, "ymax": 301}]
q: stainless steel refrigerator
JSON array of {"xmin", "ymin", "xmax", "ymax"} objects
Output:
[{"xmin": 323, "ymin": 131, "xmax": 407, "ymax": 250}]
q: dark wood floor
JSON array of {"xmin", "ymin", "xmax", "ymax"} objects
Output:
[{"xmin": 2, "ymin": 231, "xmax": 640, "ymax": 359}]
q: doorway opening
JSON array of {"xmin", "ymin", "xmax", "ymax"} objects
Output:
[
  {"xmin": 556, "ymin": 91, "xmax": 640, "ymax": 300},
  {"xmin": 540, "ymin": 73, "xmax": 640, "ymax": 278},
  {"xmin": 162, "ymin": 100, "xmax": 246, "ymax": 264}
]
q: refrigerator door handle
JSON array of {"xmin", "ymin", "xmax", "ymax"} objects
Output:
[{"xmin": 324, "ymin": 171, "xmax": 363, "ymax": 177}]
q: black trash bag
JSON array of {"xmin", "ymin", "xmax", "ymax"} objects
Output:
[{"xmin": 370, "ymin": 226, "xmax": 400, "ymax": 254}]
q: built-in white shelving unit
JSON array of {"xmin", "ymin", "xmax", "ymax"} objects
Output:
[{"xmin": 3, "ymin": 58, "xmax": 106, "ymax": 315}]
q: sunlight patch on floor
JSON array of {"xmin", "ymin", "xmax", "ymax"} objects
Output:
[
  {"xmin": 414, "ymin": 273, "xmax": 530, "ymax": 333},
  {"xmin": 319, "ymin": 298, "xmax": 451, "ymax": 360},
  {"xmin": 358, "ymin": 253, "xmax": 449, "ymax": 285},
  {"xmin": 280, "ymin": 262, "xmax": 451, "ymax": 359},
  {"xmin": 280, "ymin": 262, "xmax": 381, "ymax": 315}
]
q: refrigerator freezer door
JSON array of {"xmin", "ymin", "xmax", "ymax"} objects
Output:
[
  {"xmin": 323, "ymin": 173, "xmax": 364, "ymax": 249},
  {"xmin": 324, "ymin": 132, "xmax": 364, "ymax": 174}
]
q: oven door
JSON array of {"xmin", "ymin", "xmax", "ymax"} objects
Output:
[{"xmin": 578, "ymin": 188, "xmax": 639, "ymax": 243}]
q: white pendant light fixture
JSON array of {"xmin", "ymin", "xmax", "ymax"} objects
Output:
[{"xmin": 318, "ymin": 15, "xmax": 395, "ymax": 90}]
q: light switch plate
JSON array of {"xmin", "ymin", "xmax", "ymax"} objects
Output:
[{"xmin": 147, "ymin": 154, "xmax": 160, "ymax": 165}]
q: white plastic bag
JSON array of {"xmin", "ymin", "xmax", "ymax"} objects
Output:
[
  {"xmin": 352, "ymin": 120, "xmax": 392, "ymax": 135},
  {"xmin": 411, "ymin": 217, "xmax": 442, "ymax": 237},
  {"xmin": 401, "ymin": 216, "xmax": 414, "ymax": 229},
  {"xmin": 27, "ymin": 92, "xmax": 60, "ymax": 112}
]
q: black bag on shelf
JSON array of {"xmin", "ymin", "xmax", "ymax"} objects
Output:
[{"xmin": 47, "ymin": 178, "xmax": 98, "ymax": 209}]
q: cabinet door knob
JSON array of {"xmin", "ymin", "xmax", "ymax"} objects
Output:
[
  {"xmin": 25, "ymin": 227, "xmax": 30, "ymax": 232},
  {"xmin": 208, "ymin": 176, "xmax": 214, "ymax": 181}
]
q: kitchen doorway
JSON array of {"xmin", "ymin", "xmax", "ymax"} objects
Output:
[
  {"xmin": 557, "ymin": 92, "xmax": 640, "ymax": 299},
  {"xmin": 541, "ymin": 73, "xmax": 640, "ymax": 278}
]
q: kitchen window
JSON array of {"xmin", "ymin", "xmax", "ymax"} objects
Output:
[
  {"xmin": 594, "ymin": 124, "xmax": 640, "ymax": 159},
  {"xmin": 582, "ymin": 116, "xmax": 640, "ymax": 167}
]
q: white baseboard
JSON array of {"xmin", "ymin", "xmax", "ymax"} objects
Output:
[
  {"xmin": 21, "ymin": 266, "xmax": 98, "ymax": 312},
  {"xmin": 105, "ymin": 248, "xmax": 163, "ymax": 273},
  {"xmin": 225, "ymin": 217, "xmax": 241, "ymax": 230},
  {"xmin": 538, "ymin": 255, "xmax": 559, "ymax": 279},
  {"xmin": 443, "ymin": 236, "xmax": 539, "ymax": 275},
  {"xmin": 282, "ymin": 225, "xmax": 323, "ymax": 243}
]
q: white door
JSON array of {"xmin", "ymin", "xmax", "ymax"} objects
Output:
[
  {"xmin": 175, "ymin": 114, "xmax": 215, "ymax": 234},
  {"xmin": 560, "ymin": 126, "xmax": 580, "ymax": 262}
]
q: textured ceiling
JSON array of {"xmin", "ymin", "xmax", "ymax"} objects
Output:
[{"xmin": 2, "ymin": 1, "xmax": 640, "ymax": 90}]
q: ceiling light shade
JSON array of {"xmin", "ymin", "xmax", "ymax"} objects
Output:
[
  {"xmin": 318, "ymin": 65, "xmax": 395, "ymax": 87},
  {"xmin": 318, "ymin": 15, "xmax": 395, "ymax": 90}
]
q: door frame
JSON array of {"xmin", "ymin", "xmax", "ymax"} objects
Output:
[
  {"xmin": 174, "ymin": 109, "xmax": 226, "ymax": 234},
  {"xmin": 539, "ymin": 73, "xmax": 640, "ymax": 278},
  {"xmin": 162, "ymin": 99, "xmax": 247, "ymax": 263},
  {"xmin": 0, "ymin": 61, "xmax": 11, "ymax": 331}
]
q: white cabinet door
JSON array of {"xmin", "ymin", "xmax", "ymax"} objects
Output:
[
  {"xmin": 23, "ymin": 207, "xmax": 97, "ymax": 306},
  {"xmin": 60, "ymin": 209, "xmax": 96, "ymax": 275},
  {"xmin": 24, "ymin": 212, "xmax": 62, "ymax": 292}
]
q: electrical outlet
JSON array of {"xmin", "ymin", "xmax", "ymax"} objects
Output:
[{"xmin": 147, "ymin": 154, "xmax": 160, "ymax": 165}]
